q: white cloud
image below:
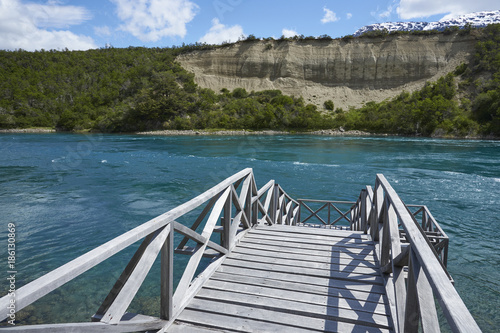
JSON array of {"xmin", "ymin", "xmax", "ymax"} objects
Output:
[
  {"xmin": 94, "ymin": 26, "xmax": 112, "ymax": 37},
  {"xmin": 321, "ymin": 7, "xmax": 339, "ymax": 24},
  {"xmin": 371, "ymin": 0, "xmax": 398, "ymax": 20},
  {"xmin": 379, "ymin": 9, "xmax": 392, "ymax": 19},
  {"xmin": 346, "ymin": 13, "xmax": 353, "ymax": 20},
  {"xmin": 397, "ymin": 0, "xmax": 499, "ymax": 20},
  {"xmin": 25, "ymin": 2, "xmax": 91, "ymax": 29},
  {"xmin": 199, "ymin": 18, "xmax": 243, "ymax": 44},
  {"xmin": 111, "ymin": 0, "xmax": 199, "ymax": 42},
  {"xmin": 282, "ymin": 28, "xmax": 298, "ymax": 38},
  {"xmin": 0, "ymin": 0, "xmax": 96, "ymax": 51}
]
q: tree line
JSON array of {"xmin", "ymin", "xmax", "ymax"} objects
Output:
[{"xmin": 0, "ymin": 25, "xmax": 498, "ymax": 137}]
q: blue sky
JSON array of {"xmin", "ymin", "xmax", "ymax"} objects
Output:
[{"xmin": 0, "ymin": 0, "xmax": 498, "ymax": 51}]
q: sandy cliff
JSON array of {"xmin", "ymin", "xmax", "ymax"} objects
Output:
[{"xmin": 177, "ymin": 33, "xmax": 477, "ymax": 110}]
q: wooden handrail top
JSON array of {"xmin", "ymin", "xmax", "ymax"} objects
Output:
[
  {"xmin": 0, "ymin": 169, "xmax": 480, "ymax": 333},
  {"xmin": 298, "ymin": 198, "xmax": 357, "ymax": 204},
  {"xmin": 0, "ymin": 168, "xmax": 254, "ymax": 321},
  {"xmin": 375, "ymin": 174, "xmax": 481, "ymax": 332}
]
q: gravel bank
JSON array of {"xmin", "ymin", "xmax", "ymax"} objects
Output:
[
  {"xmin": 135, "ymin": 129, "xmax": 375, "ymax": 136},
  {"xmin": 0, "ymin": 128, "xmax": 56, "ymax": 133}
]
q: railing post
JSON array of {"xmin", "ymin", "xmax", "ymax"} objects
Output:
[
  {"xmin": 297, "ymin": 200, "xmax": 302, "ymax": 224},
  {"xmin": 371, "ymin": 179, "xmax": 384, "ymax": 242},
  {"xmin": 251, "ymin": 195, "xmax": 258, "ymax": 226},
  {"xmin": 161, "ymin": 223, "xmax": 174, "ymax": 320},
  {"xmin": 223, "ymin": 187, "xmax": 232, "ymax": 249},
  {"xmin": 404, "ymin": 247, "xmax": 420, "ymax": 333},
  {"xmin": 328, "ymin": 202, "xmax": 332, "ymax": 225},
  {"xmin": 364, "ymin": 186, "xmax": 373, "ymax": 234},
  {"xmin": 244, "ymin": 183, "xmax": 252, "ymax": 227},
  {"xmin": 360, "ymin": 190, "xmax": 367, "ymax": 232},
  {"xmin": 271, "ymin": 184, "xmax": 279, "ymax": 224}
]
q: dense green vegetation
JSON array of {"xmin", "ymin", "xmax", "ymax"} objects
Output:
[
  {"xmin": 338, "ymin": 73, "xmax": 475, "ymax": 136},
  {"xmin": 337, "ymin": 24, "xmax": 500, "ymax": 137},
  {"xmin": 0, "ymin": 25, "xmax": 499, "ymax": 137},
  {"xmin": 0, "ymin": 47, "xmax": 183, "ymax": 131},
  {"xmin": 0, "ymin": 46, "xmax": 328, "ymax": 132}
]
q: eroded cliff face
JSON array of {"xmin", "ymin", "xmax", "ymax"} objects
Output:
[{"xmin": 177, "ymin": 33, "xmax": 477, "ymax": 109}]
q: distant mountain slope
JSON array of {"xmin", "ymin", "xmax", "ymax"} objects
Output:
[
  {"xmin": 177, "ymin": 32, "xmax": 477, "ymax": 110},
  {"xmin": 354, "ymin": 10, "xmax": 500, "ymax": 36}
]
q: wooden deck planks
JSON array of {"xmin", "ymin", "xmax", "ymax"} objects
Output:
[
  {"xmin": 201, "ymin": 280, "xmax": 390, "ymax": 315},
  {"xmin": 209, "ymin": 272, "xmax": 387, "ymax": 300},
  {"xmin": 227, "ymin": 252, "xmax": 380, "ymax": 275},
  {"xmin": 235, "ymin": 242, "xmax": 377, "ymax": 263},
  {"xmin": 170, "ymin": 225, "xmax": 394, "ymax": 332}
]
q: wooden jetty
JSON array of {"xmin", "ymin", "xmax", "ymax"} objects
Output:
[{"xmin": 0, "ymin": 168, "xmax": 481, "ymax": 332}]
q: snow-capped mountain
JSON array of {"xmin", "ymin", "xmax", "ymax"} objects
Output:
[{"xmin": 354, "ymin": 10, "xmax": 500, "ymax": 36}]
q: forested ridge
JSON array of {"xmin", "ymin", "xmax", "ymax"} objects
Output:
[{"xmin": 0, "ymin": 24, "xmax": 499, "ymax": 137}]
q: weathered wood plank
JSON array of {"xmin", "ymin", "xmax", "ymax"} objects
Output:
[
  {"xmin": 236, "ymin": 241, "xmax": 377, "ymax": 263},
  {"xmin": 218, "ymin": 264, "xmax": 387, "ymax": 293},
  {"xmin": 5, "ymin": 313, "xmax": 166, "ymax": 332},
  {"xmin": 227, "ymin": 252, "xmax": 381, "ymax": 276},
  {"xmin": 249, "ymin": 228, "xmax": 374, "ymax": 244},
  {"xmin": 210, "ymin": 271, "xmax": 388, "ymax": 300},
  {"xmin": 202, "ymin": 279, "xmax": 390, "ymax": 315},
  {"xmin": 221, "ymin": 258, "xmax": 384, "ymax": 285},
  {"xmin": 257, "ymin": 223, "xmax": 370, "ymax": 238},
  {"xmin": 239, "ymin": 237, "xmax": 377, "ymax": 257},
  {"xmin": 182, "ymin": 297, "xmax": 392, "ymax": 332},
  {"xmin": 168, "ymin": 322, "xmax": 230, "ymax": 333},
  {"xmin": 231, "ymin": 246, "xmax": 378, "ymax": 268},
  {"xmin": 243, "ymin": 233, "xmax": 374, "ymax": 250},
  {"xmin": 253, "ymin": 224, "xmax": 370, "ymax": 238},
  {"xmin": 177, "ymin": 308, "xmax": 316, "ymax": 333},
  {"xmin": 194, "ymin": 288, "xmax": 392, "ymax": 328}
]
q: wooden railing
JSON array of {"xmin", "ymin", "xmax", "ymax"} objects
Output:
[
  {"xmin": 296, "ymin": 199, "xmax": 356, "ymax": 228},
  {"xmin": 269, "ymin": 184, "xmax": 300, "ymax": 226},
  {"xmin": 0, "ymin": 168, "xmax": 295, "ymax": 332},
  {"xmin": 0, "ymin": 170, "xmax": 480, "ymax": 332},
  {"xmin": 407, "ymin": 204, "xmax": 449, "ymax": 268},
  {"xmin": 350, "ymin": 174, "xmax": 481, "ymax": 333}
]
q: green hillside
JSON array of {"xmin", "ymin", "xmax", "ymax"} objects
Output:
[{"xmin": 0, "ymin": 25, "xmax": 499, "ymax": 137}]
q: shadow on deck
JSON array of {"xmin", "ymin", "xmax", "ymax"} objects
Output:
[{"xmin": 171, "ymin": 225, "xmax": 393, "ymax": 332}]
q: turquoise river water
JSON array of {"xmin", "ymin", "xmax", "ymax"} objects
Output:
[{"xmin": 0, "ymin": 133, "xmax": 499, "ymax": 331}]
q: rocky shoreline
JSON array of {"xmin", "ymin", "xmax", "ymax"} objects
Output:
[
  {"xmin": 0, "ymin": 128, "xmax": 377, "ymax": 137},
  {"xmin": 135, "ymin": 129, "xmax": 374, "ymax": 136},
  {"xmin": 1, "ymin": 128, "xmax": 495, "ymax": 139},
  {"xmin": 0, "ymin": 128, "xmax": 56, "ymax": 133},
  {"xmin": 136, "ymin": 129, "xmax": 288, "ymax": 136}
]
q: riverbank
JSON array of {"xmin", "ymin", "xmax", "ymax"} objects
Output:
[
  {"xmin": 1, "ymin": 127, "xmax": 496, "ymax": 140},
  {"xmin": 135, "ymin": 129, "xmax": 374, "ymax": 136},
  {"xmin": 0, "ymin": 128, "xmax": 56, "ymax": 133}
]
